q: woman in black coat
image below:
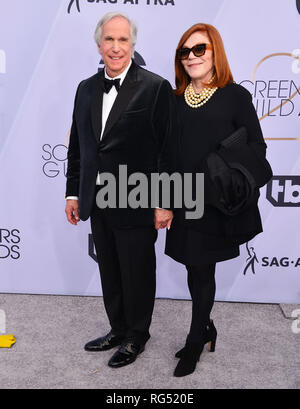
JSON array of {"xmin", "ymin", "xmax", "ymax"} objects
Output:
[{"xmin": 165, "ymin": 23, "xmax": 270, "ymax": 377}]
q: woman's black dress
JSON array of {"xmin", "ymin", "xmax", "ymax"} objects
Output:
[{"xmin": 165, "ymin": 82, "xmax": 266, "ymax": 265}]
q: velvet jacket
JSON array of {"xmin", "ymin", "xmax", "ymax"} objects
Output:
[{"xmin": 66, "ymin": 61, "xmax": 177, "ymax": 226}]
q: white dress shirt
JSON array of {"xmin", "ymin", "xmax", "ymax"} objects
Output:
[{"xmin": 66, "ymin": 60, "xmax": 132, "ymax": 201}]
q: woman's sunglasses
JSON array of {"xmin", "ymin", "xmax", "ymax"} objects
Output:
[{"xmin": 176, "ymin": 43, "xmax": 213, "ymax": 60}]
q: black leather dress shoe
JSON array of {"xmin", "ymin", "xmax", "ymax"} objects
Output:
[
  {"xmin": 84, "ymin": 331, "xmax": 125, "ymax": 352},
  {"xmin": 108, "ymin": 341, "xmax": 145, "ymax": 368}
]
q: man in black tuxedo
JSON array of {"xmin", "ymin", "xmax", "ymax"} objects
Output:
[{"xmin": 65, "ymin": 12, "xmax": 177, "ymax": 368}]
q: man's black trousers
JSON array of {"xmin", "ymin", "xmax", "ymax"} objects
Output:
[{"xmin": 90, "ymin": 204, "xmax": 158, "ymax": 346}]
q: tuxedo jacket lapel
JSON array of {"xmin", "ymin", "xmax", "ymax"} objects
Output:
[
  {"xmin": 101, "ymin": 62, "xmax": 141, "ymax": 141},
  {"xmin": 90, "ymin": 70, "xmax": 104, "ymax": 141}
]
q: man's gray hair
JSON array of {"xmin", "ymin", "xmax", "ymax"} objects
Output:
[{"xmin": 94, "ymin": 12, "xmax": 138, "ymax": 48}]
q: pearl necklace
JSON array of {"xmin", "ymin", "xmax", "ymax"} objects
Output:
[{"xmin": 184, "ymin": 82, "xmax": 218, "ymax": 108}]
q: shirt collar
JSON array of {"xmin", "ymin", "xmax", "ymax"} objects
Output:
[{"xmin": 104, "ymin": 59, "xmax": 132, "ymax": 86}]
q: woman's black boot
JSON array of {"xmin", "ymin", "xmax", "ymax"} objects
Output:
[
  {"xmin": 173, "ymin": 340, "xmax": 204, "ymax": 377},
  {"xmin": 175, "ymin": 320, "xmax": 217, "ymax": 358}
]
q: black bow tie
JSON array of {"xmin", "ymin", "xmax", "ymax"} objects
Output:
[{"xmin": 102, "ymin": 78, "xmax": 121, "ymax": 93}]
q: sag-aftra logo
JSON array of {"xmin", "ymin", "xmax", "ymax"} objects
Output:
[{"xmin": 68, "ymin": 0, "xmax": 175, "ymax": 14}]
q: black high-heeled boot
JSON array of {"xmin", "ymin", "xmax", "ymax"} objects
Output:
[
  {"xmin": 175, "ymin": 320, "xmax": 217, "ymax": 358},
  {"xmin": 173, "ymin": 340, "xmax": 204, "ymax": 377}
]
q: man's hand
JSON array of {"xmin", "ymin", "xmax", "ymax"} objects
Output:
[
  {"xmin": 154, "ymin": 208, "xmax": 173, "ymax": 230},
  {"xmin": 65, "ymin": 200, "xmax": 80, "ymax": 225}
]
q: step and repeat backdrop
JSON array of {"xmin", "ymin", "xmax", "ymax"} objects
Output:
[{"xmin": 0, "ymin": 0, "xmax": 299, "ymax": 303}]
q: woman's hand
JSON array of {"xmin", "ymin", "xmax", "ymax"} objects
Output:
[{"xmin": 154, "ymin": 208, "xmax": 173, "ymax": 230}]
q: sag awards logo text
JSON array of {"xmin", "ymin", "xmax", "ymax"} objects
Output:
[
  {"xmin": 0, "ymin": 229, "xmax": 21, "ymax": 260},
  {"xmin": 239, "ymin": 48, "xmax": 300, "ymax": 123},
  {"xmin": 68, "ymin": 0, "xmax": 175, "ymax": 13},
  {"xmin": 42, "ymin": 144, "xmax": 68, "ymax": 178}
]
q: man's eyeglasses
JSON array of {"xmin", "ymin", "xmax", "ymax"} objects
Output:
[{"xmin": 176, "ymin": 43, "xmax": 213, "ymax": 60}]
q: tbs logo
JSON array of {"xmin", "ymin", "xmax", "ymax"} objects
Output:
[{"xmin": 266, "ymin": 176, "xmax": 300, "ymax": 207}]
